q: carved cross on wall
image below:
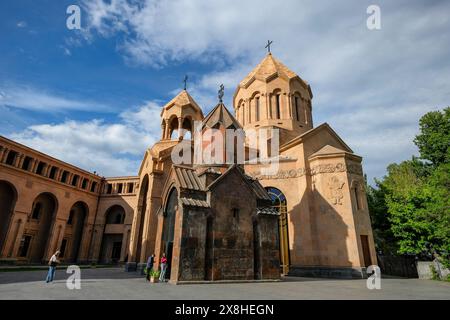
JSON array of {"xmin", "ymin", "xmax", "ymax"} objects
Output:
[{"xmin": 265, "ymin": 40, "xmax": 273, "ymax": 53}]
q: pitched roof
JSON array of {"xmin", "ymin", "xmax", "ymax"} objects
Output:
[
  {"xmin": 280, "ymin": 123, "xmax": 354, "ymax": 154},
  {"xmin": 180, "ymin": 197, "xmax": 209, "ymax": 208},
  {"xmin": 173, "ymin": 165, "xmax": 205, "ymax": 191},
  {"xmin": 309, "ymin": 145, "xmax": 350, "ymax": 158},
  {"xmin": 207, "ymin": 165, "xmax": 271, "ymax": 201},
  {"xmin": 161, "ymin": 90, "xmax": 203, "ymax": 116},
  {"xmin": 202, "ymin": 103, "xmax": 242, "ymax": 129},
  {"xmin": 239, "ymin": 53, "xmax": 304, "ymax": 88}
]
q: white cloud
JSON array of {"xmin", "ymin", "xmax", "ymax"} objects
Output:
[
  {"xmin": 17, "ymin": 21, "xmax": 27, "ymax": 28},
  {"xmin": 9, "ymin": 102, "xmax": 162, "ymax": 177},
  {"xmin": 65, "ymin": 0, "xmax": 450, "ymax": 181},
  {"xmin": 0, "ymin": 83, "xmax": 110, "ymax": 112}
]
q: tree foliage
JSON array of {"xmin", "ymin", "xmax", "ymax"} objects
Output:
[{"xmin": 369, "ymin": 107, "xmax": 450, "ymax": 267}]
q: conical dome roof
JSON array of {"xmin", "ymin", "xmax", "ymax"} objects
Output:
[
  {"xmin": 202, "ymin": 103, "xmax": 242, "ymax": 129},
  {"xmin": 160, "ymin": 90, "xmax": 203, "ymax": 116},
  {"xmin": 239, "ymin": 53, "xmax": 307, "ymax": 88}
]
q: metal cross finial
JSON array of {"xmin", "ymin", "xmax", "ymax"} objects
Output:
[
  {"xmin": 183, "ymin": 75, "xmax": 188, "ymax": 90},
  {"xmin": 265, "ymin": 40, "xmax": 273, "ymax": 53},
  {"xmin": 218, "ymin": 84, "xmax": 224, "ymax": 102}
]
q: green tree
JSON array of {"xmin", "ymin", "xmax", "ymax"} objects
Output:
[
  {"xmin": 414, "ymin": 107, "xmax": 450, "ymax": 166},
  {"xmin": 369, "ymin": 108, "xmax": 450, "ymax": 267}
]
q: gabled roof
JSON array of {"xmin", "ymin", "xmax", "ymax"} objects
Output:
[
  {"xmin": 280, "ymin": 123, "xmax": 354, "ymax": 154},
  {"xmin": 207, "ymin": 165, "xmax": 271, "ymax": 201},
  {"xmin": 309, "ymin": 145, "xmax": 350, "ymax": 158},
  {"xmin": 239, "ymin": 53, "xmax": 308, "ymax": 89},
  {"xmin": 173, "ymin": 165, "xmax": 205, "ymax": 191},
  {"xmin": 202, "ymin": 103, "xmax": 242, "ymax": 129},
  {"xmin": 160, "ymin": 90, "xmax": 203, "ymax": 116}
]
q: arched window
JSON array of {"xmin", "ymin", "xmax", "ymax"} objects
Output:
[
  {"xmin": 265, "ymin": 187, "xmax": 290, "ymax": 275},
  {"xmin": 182, "ymin": 117, "xmax": 193, "ymax": 140},
  {"xmin": 275, "ymin": 94, "xmax": 281, "ymax": 119},
  {"xmin": 169, "ymin": 117, "xmax": 179, "ymax": 140},
  {"xmin": 255, "ymin": 97, "xmax": 260, "ymax": 121},
  {"xmin": 294, "ymin": 96, "xmax": 300, "ymax": 122},
  {"xmin": 106, "ymin": 205, "xmax": 126, "ymax": 224}
]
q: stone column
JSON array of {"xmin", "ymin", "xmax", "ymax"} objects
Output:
[
  {"xmin": 164, "ymin": 119, "xmax": 170, "ymax": 140},
  {"xmin": 0, "ymin": 148, "xmax": 9, "ymax": 163},
  {"xmin": 287, "ymin": 94, "xmax": 293, "ymax": 119},
  {"xmin": 17, "ymin": 154, "xmax": 26, "ymax": 169},
  {"xmin": 161, "ymin": 121, "xmax": 166, "ymax": 140},
  {"xmin": 44, "ymin": 165, "xmax": 51, "ymax": 177},
  {"xmin": 247, "ymin": 98, "xmax": 252, "ymax": 124},
  {"xmin": 120, "ymin": 226, "xmax": 131, "ymax": 262},
  {"xmin": 0, "ymin": 211, "xmax": 27, "ymax": 259},
  {"xmin": 0, "ymin": 146, "xmax": 5, "ymax": 162},
  {"xmin": 30, "ymin": 159, "xmax": 38, "ymax": 173},
  {"xmin": 178, "ymin": 117, "xmax": 184, "ymax": 139}
]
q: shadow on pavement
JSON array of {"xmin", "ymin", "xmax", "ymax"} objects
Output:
[{"xmin": 0, "ymin": 267, "xmax": 144, "ymax": 285}]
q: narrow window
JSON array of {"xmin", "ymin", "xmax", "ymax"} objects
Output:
[
  {"xmin": 354, "ymin": 187, "xmax": 361, "ymax": 210},
  {"xmin": 18, "ymin": 235, "xmax": 32, "ymax": 257},
  {"xmin": 5, "ymin": 150, "xmax": 18, "ymax": 166},
  {"xmin": 127, "ymin": 182, "xmax": 134, "ymax": 193},
  {"xmin": 22, "ymin": 156, "xmax": 32, "ymax": 171},
  {"xmin": 71, "ymin": 174, "xmax": 79, "ymax": 187},
  {"xmin": 106, "ymin": 183, "xmax": 113, "ymax": 194},
  {"xmin": 295, "ymin": 97, "xmax": 300, "ymax": 121},
  {"xmin": 49, "ymin": 167, "xmax": 58, "ymax": 179},
  {"xmin": 255, "ymin": 97, "xmax": 260, "ymax": 121},
  {"xmin": 276, "ymin": 94, "xmax": 281, "ymax": 119},
  {"xmin": 81, "ymin": 178, "xmax": 88, "ymax": 189},
  {"xmin": 117, "ymin": 183, "xmax": 123, "ymax": 193},
  {"xmin": 61, "ymin": 170, "xmax": 69, "ymax": 183},
  {"xmin": 36, "ymin": 162, "xmax": 45, "ymax": 175},
  {"xmin": 232, "ymin": 208, "xmax": 240, "ymax": 219},
  {"xmin": 90, "ymin": 181, "xmax": 97, "ymax": 192}
]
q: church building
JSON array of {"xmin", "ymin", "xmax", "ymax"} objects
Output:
[{"xmin": 0, "ymin": 52, "xmax": 376, "ymax": 282}]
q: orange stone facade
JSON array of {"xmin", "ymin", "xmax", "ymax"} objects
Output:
[{"xmin": 0, "ymin": 53, "xmax": 376, "ymax": 280}]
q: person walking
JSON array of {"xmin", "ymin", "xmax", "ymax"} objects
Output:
[
  {"xmin": 159, "ymin": 253, "xmax": 168, "ymax": 282},
  {"xmin": 145, "ymin": 254, "xmax": 155, "ymax": 281},
  {"xmin": 45, "ymin": 250, "xmax": 60, "ymax": 283}
]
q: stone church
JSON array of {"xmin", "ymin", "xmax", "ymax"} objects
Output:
[{"xmin": 0, "ymin": 53, "xmax": 376, "ymax": 282}]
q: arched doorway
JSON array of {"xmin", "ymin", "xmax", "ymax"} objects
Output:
[
  {"xmin": 99, "ymin": 205, "xmax": 126, "ymax": 264},
  {"xmin": 25, "ymin": 193, "xmax": 57, "ymax": 263},
  {"xmin": 0, "ymin": 181, "xmax": 17, "ymax": 254},
  {"xmin": 135, "ymin": 175, "xmax": 148, "ymax": 263},
  {"xmin": 161, "ymin": 187, "xmax": 178, "ymax": 280},
  {"xmin": 266, "ymin": 187, "xmax": 290, "ymax": 275},
  {"xmin": 62, "ymin": 202, "xmax": 87, "ymax": 262}
]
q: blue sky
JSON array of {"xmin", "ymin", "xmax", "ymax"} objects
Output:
[{"xmin": 1, "ymin": 0, "xmax": 449, "ymax": 182}]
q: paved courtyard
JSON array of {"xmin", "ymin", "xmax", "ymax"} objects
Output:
[{"xmin": 0, "ymin": 267, "xmax": 448, "ymax": 300}]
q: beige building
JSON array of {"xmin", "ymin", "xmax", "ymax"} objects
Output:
[{"xmin": 0, "ymin": 53, "xmax": 376, "ymax": 280}]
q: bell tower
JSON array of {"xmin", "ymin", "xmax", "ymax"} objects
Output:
[
  {"xmin": 233, "ymin": 53, "xmax": 313, "ymax": 145},
  {"xmin": 160, "ymin": 90, "xmax": 204, "ymax": 141}
]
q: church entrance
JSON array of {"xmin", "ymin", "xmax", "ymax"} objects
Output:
[
  {"xmin": 162, "ymin": 188, "xmax": 177, "ymax": 280},
  {"xmin": 266, "ymin": 187, "xmax": 290, "ymax": 275}
]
